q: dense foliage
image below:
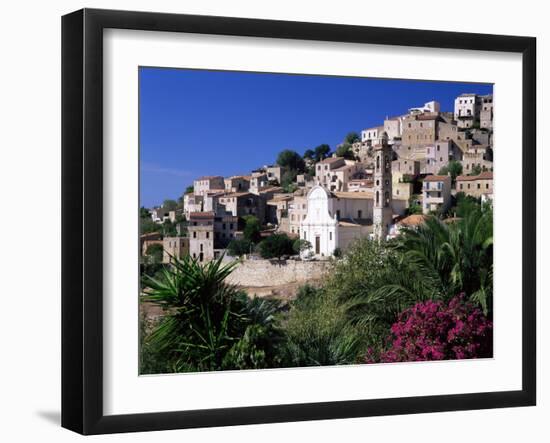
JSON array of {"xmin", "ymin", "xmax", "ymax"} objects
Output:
[
  {"xmin": 366, "ymin": 296, "xmax": 493, "ymax": 363},
  {"xmin": 258, "ymin": 233, "xmax": 295, "ymax": 259},
  {"xmin": 141, "ymin": 255, "xmax": 283, "ymax": 373},
  {"xmin": 141, "ymin": 199, "xmax": 493, "ymax": 373},
  {"xmin": 242, "ymin": 215, "xmax": 262, "ymax": 243},
  {"xmin": 281, "ymin": 285, "xmax": 364, "ymax": 366},
  {"xmin": 227, "ymin": 238, "xmax": 253, "ymax": 257},
  {"xmin": 276, "ymin": 149, "xmax": 305, "ymax": 173}
]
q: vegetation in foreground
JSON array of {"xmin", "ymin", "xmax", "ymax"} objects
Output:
[{"xmin": 140, "ymin": 201, "xmax": 493, "ymax": 374}]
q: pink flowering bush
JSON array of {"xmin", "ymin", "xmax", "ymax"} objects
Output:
[{"xmin": 365, "ymin": 295, "xmax": 493, "ymax": 363}]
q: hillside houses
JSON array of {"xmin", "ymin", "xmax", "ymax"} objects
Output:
[{"xmin": 142, "ymin": 92, "xmax": 494, "ymax": 262}]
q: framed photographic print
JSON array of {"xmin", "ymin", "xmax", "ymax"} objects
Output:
[{"xmin": 61, "ymin": 8, "xmax": 536, "ymax": 435}]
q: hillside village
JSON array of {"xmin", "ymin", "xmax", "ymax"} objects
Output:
[{"xmin": 140, "ymin": 92, "xmax": 494, "ymax": 267}]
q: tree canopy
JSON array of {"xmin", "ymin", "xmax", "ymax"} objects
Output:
[
  {"xmin": 438, "ymin": 160, "xmax": 463, "ymax": 182},
  {"xmin": 242, "ymin": 215, "xmax": 262, "ymax": 243},
  {"xmin": 335, "ymin": 144, "xmax": 355, "ymax": 160},
  {"xmin": 344, "ymin": 131, "xmax": 360, "ymax": 145},
  {"xmin": 276, "ymin": 149, "xmax": 305, "ymax": 172},
  {"xmin": 227, "ymin": 238, "xmax": 253, "ymax": 257},
  {"xmin": 313, "ymin": 144, "xmax": 331, "ymax": 161},
  {"xmin": 163, "ymin": 199, "xmax": 178, "ymax": 211},
  {"xmin": 258, "ymin": 234, "xmax": 294, "ymax": 259}
]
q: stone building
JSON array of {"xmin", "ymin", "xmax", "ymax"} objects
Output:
[
  {"xmin": 193, "ymin": 175, "xmax": 225, "ymax": 196},
  {"xmin": 224, "ymin": 175, "xmax": 250, "ymax": 193},
  {"xmin": 213, "ymin": 214, "xmax": 240, "ymax": 248},
  {"xmin": 314, "ymin": 157, "xmax": 364, "ymax": 192},
  {"xmin": 266, "ymin": 194, "xmax": 293, "ymax": 229},
  {"xmin": 216, "ymin": 192, "xmax": 262, "ymax": 218},
  {"xmin": 480, "ymin": 95, "xmax": 494, "ymax": 129},
  {"xmin": 249, "ymin": 172, "xmax": 269, "ymax": 194},
  {"xmin": 456, "ymin": 171, "xmax": 494, "ymax": 198},
  {"xmin": 392, "ymin": 155, "xmax": 420, "ymax": 176},
  {"xmin": 140, "ymin": 232, "xmax": 162, "ymax": 256},
  {"xmin": 265, "ymin": 165, "xmax": 286, "ymax": 184},
  {"xmin": 373, "ymin": 133, "xmax": 393, "ymax": 240},
  {"xmin": 392, "ymin": 174, "xmax": 414, "ymax": 202},
  {"xmin": 424, "ymin": 140, "xmax": 463, "ymax": 175},
  {"xmin": 454, "ymin": 93, "xmax": 480, "ymax": 128},
  {"xmin": 422, "ymin": 175, "xmax": 452, "ymax": 214},
  {"xmin": 348, "ymin": 178, "xmax": 373, "ymax": 193},
  {"xmin": 162, "ymin": 236, "xmax": 189, "ymax": 263},
  {"xmin": 188, "ymin": 212, "xmax": 215, "ymax": 263},
  {"xmin": 361, "ymin": 125, "xmax": 384, "ymax": 144},
  {"xmin": 460, "ymin": 143, "xmax": 493, "ymax": 173},
  {"xmin": 288, "ymin": 194, "xmax": 308, "ymax": 236},
  {"xmin": 183, "ymin": 193, "xmax": 204, "ymax": 219},
  {"xmin": 401, "ymin": 113, "xmax": 439, "ymax": 147}
]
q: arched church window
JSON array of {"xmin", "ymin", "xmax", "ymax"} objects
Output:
[
  {"xmin": 376, "ymin": 155, "xmax": 380, "ymax": 170},
  {"xmin": 376, "ymin": 191, "xmax": 380, "ymax": 205},
  {"xmin": 385, "ymin": 156, "xmax": 390, "ymax": 172},
  {"xmin": 384, "ymin": 191, "xmax": 390, "ymax": 207}
]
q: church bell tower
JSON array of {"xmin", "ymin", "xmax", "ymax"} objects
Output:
[{"xmin": 373, "ymin": 132, "xmax": 393, "ymax": 241}]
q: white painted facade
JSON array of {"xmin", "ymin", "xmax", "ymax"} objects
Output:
[
  {"xmin": 408, "ymin": 100, "xmax": 440, "ymax": 114},
  {"xmin": 300, "ymin": 186, "xmax": 338, "ymax": 257},
  {"xmin": 361, "ymin": 126, "xmax": 383, "ymax": 143}
]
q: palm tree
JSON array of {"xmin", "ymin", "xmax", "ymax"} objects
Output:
[
  {"xmin": 142, "ymin": 255, "xmax": 246, "ymax": 372},
  {"xmin": 141, "ymin": 254, "xmax": 284, "ymax": 373},
  {"xmin": 377, "ymin": 206, "xmax": 493, "ymax": 315}
]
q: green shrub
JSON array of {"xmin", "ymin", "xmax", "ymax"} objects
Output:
[
  {"xmin": 258, "ymin": 233, "xmax": 294, "ymax": 259},
  {"xmin": 280, "ymin": 285, "xmax": 364, "ymax": 367}
]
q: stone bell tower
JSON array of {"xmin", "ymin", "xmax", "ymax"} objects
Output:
[{"xmin": 373, "ymin": 132, "xmax": 393, "ymax": 241}]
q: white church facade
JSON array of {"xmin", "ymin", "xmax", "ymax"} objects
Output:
[
  {"xmin": 300, "ymin": 133, "xmax": 405, "ymax": 258},
  {"xmin": 299, "ymin": 186, "xmax": 373, "ymax": 257}
]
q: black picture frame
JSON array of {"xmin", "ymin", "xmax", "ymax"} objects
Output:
[{"xmin": 62, "ymin": 8, "xmax": 537, "ymax": 435}]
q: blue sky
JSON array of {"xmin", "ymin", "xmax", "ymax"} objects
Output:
[{"xmin": 139, "ymin": 67, "xmax": 492, "ymax": 208}]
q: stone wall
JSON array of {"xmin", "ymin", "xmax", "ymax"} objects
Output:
[{"xmin": 225, "ymin": 259, "xmax": 331, "ymax": 288}]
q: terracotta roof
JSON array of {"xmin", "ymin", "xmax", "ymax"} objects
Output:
[
  {"xmin": 259, "ymin": 186, "xmax": 283, "ymax": 194},
  {"xmin": 362, "ymin": 125, "xmax": 384, "ymax": 132},
  {"xmin": 221, "ymin": 192, "xmax": 252, "ymax": 198},
  {"xmin": 416, "ymin": 114, "xmax": 439, "ymax": 121},
  {"xmin": 338, "ymin": 219, "xmax": 373, "ymax": 228},
  {"xmin": 319, "ymin": 157, "xmax": 344, "ymax": 164},
  {"xmin": 332, "ymin": 164, "xmax": 357, "ymax": 172},
  {"xmin": 195, "ymin": 175, "xmax": 223, "ymax": 181},
  {"xmin": 189, "ymin": 211, "xmax": 215, "ymax": 219},
  {"xmin": 332, "ymin": 191, "xmax": 373, "ymax": 199},
  {"xmin": 423, "ymin": 174, "xmax": 450, "ymax": 182},
  {"xmin": 397, "ymin": 214, "xmax": 428, "ymax": 227},
  {"xmin": 267, "ymin": 195, "xmax": 293, "ymax": 203},
  {"xmin": 456, "ymin": 171, "xmax": 493, "ymax": 181},
  {"xmin": 349, "ymin": 179, "xmax": 373, "ymax": 186},
  {"xmin": 226, "ymin": 175, "xmax": 250, "ymax": 181},
  {"xmin": 140, "ymin": 232, "xmax": 161, "ymax": 239}
]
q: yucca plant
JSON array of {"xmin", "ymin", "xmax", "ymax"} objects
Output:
[
  {"xmin": 141, "ymin": 254, "xmax": 286, "ymax": 373},
  {"xmin": 141, "ymin": 254, "xmax": 247, "ymax": 372}
]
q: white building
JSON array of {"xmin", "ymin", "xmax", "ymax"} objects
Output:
[
  {"xmin": 454, "ymin": 93, "xmax": 480, "ymax": 128},
  {"xmin": 193, "ymin": 175, "xmax": 225, "ymax": 196},
  {"xmin": 422, "ymin": 175, "xmax": 452, "ymax": 214},
  {"xmin": 299, "ymin": 186, "xmax": 372, "ymax": 258},
  {"xmin": 361, "ymin": 125, "xmax": 384, "ymax": 144},
  {"xmin": 408, "ymin": 100, "xmax": 440, "ymax": 115}
]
